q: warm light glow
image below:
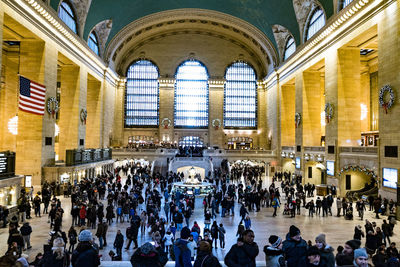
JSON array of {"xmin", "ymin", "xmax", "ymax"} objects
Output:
[
  {"xmin": 55, "ymin": 124, "xmax": 60, "ymax": 137},
  {"xmin": 8, "ymin": 116, "xmax": 18, "ymax": 135},
  {"xmin": 360, "ymin": 104, "xmax": 368, "ymax": 120},
  {"xmin": 10, "ymin": 189, "xmax": 15, "ymax": 195},
  {"xmin": 321, "ymin": 111, "xmax": 326, "ymax": 126},
  {"xmin": 0, "ymin": 193, "xmax": 4, "ymax": 198}
]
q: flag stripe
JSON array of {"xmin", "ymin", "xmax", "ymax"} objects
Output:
[
  {"xmin": 19, "ymin": 76, "xmax": 46, "ymax": 116},
  {"xmin": 20, "ymin": 95, "xmax": 45, "ymax": 106}
]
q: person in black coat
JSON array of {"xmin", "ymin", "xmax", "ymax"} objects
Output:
[
  {"xmin": 130, "ymin": 242, "xmax": 167, "ymax": 267},
  {"xmin": 282, "ymin": 225, "xmax": 307, "ymax": 267},
  {"xmin": 113, "ymin": 229, "xmax": 124, "ymax": 257},
  {"xmin": 194, "ymin": 241, "xmax": 222, "ymax": 267},
  {"xmin": 71, "ymin": 230, "xmax": 100, "ymax": 267},
  {"xmin": 224, "ymin": 229, "xmax": 259, "ymax": 267}
]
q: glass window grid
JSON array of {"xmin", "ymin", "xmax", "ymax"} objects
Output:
[
  {"xmin": 174, "ymin": 60, "xmax": 209, "ymax": 128},
  {"xmin": 306, "ymin": 8, "xmax": 325, "ymax": 41},
  {"xmin": 124, "ymin": 60, "xmax": 159, "ymax": 127},
  {"xmin": 179, "ymin": 136, "xmax": 204, "ymax": 147},
  {"xmin": 88, "ymin": 32, "xmax": 99, "ymax": 55},
  {"xmin": 284, "ymin": 37, "xmax": 296, "ymax": 60},
  {"xmin": 340, "ymin": 0, "xmax": 353, "ymax": 10},
  {"xmin": 58, "ymin": 1, "xmax": 77, "ymax": 34},
  {"xmin": 224, "ymin": 62, "xmax": 257, "ymax": 129}
]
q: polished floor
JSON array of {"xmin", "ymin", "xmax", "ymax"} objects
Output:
[{"xmin": 0, "ymin": 173, "xmax": 398, "ymax": 263}]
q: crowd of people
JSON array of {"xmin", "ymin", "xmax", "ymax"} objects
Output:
[{"xmin": 0, "ymin": 160, "xmax": 398, "ymax": 267}]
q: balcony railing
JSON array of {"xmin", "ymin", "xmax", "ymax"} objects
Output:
[
  {"xmin": 304, "ymin": 146, "xmax": 325, "ymax": 152},
  {"xmin": 339, "ymin": 146, "xmax": 378, "ymax": 154}
]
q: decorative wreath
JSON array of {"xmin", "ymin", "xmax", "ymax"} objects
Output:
[
  {"xmin": 324, "ymin": 103, "xmax": 334, "ymax": 124},
  {"xmin": 379, "ymin": 85, "xmax": 395, "ymax": 114},
  {"xmin": 46, "ymin": 97, "xmax": 59, "ymax": 118},
  {"xmin": 294, "ymin": 113, "xmax": 301, "ymax": 128},
  {"xmin": 80, "ymin": 109, "xmax": 87, "ymax": 125},
  {"xmin": 212, "ymin": 119, "xmax": 222, "ymax": 130},
  {"xmin": 161, "ymin": 118, "xmax": 172, "ymax": 129}
]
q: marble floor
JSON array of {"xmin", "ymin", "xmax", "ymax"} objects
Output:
[{"xmin": 0, "ymin": 174, "xmax": 398, "ymax": 263}]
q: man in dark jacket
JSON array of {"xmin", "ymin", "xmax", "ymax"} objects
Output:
[
  {"xmin": 335, "ymin": 239, "xmax": 361, "ymax": 266},
  {"xmin": 173, "ymin": 227, "xmax": 192, "ymax": 267},
  {"xmin": 20, "ymin": 222, "xmax": 32, "ymax": 250},
  {"xmin": 130, "ymin": 242, "xmax": 167, "ymax": 267},
  {"xmin": 71, "ymin": 230, "xmax": 100, "ymax": 267},
  {"xmin": 113, "ymin": 229, "xmax": 124, "ymax": 257},
  {"xmin": 282, "ymin": 225, "xmax": 307, "ymax": 267},
  {"xmin": 224, "ymin": 229, "xmax": 259, "ymax": 267}
]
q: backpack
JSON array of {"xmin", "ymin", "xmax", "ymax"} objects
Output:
[{"xmin": 272, "ymin": 200, "xmax": 277, "ymax": 206}]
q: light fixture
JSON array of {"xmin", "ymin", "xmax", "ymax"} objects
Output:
[
  {"xmin": 0, "ymin": 193, "xmax": 4, "ymax": 198},
  {"xmin": 8, "ymin": 116, "xmax": 18, "ymax": 135},
  {"xmin": 321, "ymin": 111, "xmax": 326, "ymax": 126},
  {"xmin": 360, "ymin": 104, "xmax": 368, "ymax": 120},
  {"xmin": 55, "ymin": 124, "xmax": 60, "ymax": 137},
  {"xmin": 10, "ymin": 189, "xmax": 15, "ymax": 195}
]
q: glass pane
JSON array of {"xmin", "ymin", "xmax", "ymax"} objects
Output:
[
  {"xmin": 58, "ymin": 2, "xmax": 77, "ymax": 33},
  {"xmin": 124, "ymin": 60, "xmax": 159, "ymax": 127},
  {"xmin": 174, "ymin": 61, "xmax": 209, "ymax": 127},
  {"xmin": 224, "ymin": 62, "xmax": 257, "ymax": 128},
  {"xmin": 284, "ymin": 37, "xmax": 296, "ymax": 60},
  {"xmin": 306, "ymin": 8, "xmax": 325, "ymax": 40},
  {"xmin": 88, "ymin": 32, "xmax": 99, "ymax": 55}
]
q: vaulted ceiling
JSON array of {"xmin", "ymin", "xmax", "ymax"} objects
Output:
[{"xmin": 50, "ymin": 0, "xmax": 334, "ymax": 48}]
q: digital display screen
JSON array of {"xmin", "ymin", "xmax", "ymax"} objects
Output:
[
  {"xmin": 295, "ymin": 157, "xmax": 301, "ymax": 169},
  {"xmin": 383, "ymin": 168, "xmax": 398, "ymax": 189},
  {"xmin": 327, "ymin": 161, "xmax": 335, "ymax": 176}
]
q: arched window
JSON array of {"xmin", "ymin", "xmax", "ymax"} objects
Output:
[
  {"xmin": 125, "ymin": 60, "xmax": 159, "ymax": 127},
  {"xmin": 305, "ymin": 7, "xmax": 325, "ymax": 41},
  {"xmin": 58, "ymin": 1, "xmax": 77, "ymax": 33},
  {"xmin": 88, "ymin": 32, "xmax": 100, "ymax": 56},
  {"xmin": 284, "ymin": 36, "xmax": 296, "ymax": 60},
  {"xmin": 224, "ymin": 61, "xmax": 257, "ymax": 128},
  {"xmin": 339, "ymin": 0, "xmax": 353, "ymax": 10},
  {"xmin": 174, "ymin": 60, "xmax": 209, "ymax": 128}
]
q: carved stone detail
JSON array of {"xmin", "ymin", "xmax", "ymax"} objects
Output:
[
  {"xmin": 271, "ymin": 25, "xmax": 293, "ymax": 62},
  {"xmin": 92, "ymin": 19, "xmax": 113, "ymax": 58},
  {"xmin": 292, "ymin": 0, "xmax": 321, "ymax": 42},
  {"xmin": 70, "ymin": 0, "xmax": 92, "ymax": 37}
]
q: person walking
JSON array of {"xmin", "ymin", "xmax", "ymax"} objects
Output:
[
  {"xmin": 173, "ymin": 227, "xmax": 192, "ymax": 267},
  {"xmin": 113, "ymin": 229, "xmax": 124, "ymax": 257},
  {"xmin": 68, "ymin": 226, "xmax": 78, "ymax": 252},
  {"xmin": 20, "ymin": 222, "xmax": 32, "ymax": 251},
  {"xmin": 224, "ymin": 229, "xmax": 259, "ymax": 267},
  {"xmin": 210, "ymin": 221, "xmax": 219, "ymax": 249},
  {"xmin": 40, "ymin": 237, "xmax": 70, "ymax": 267},
  {"xmin": 71, "ymin": 230, "xmax": 100, "ymax": 267},
  {"xmin": 218, "ymin": 223, "xmax": 226, "ymax": 249},
  {"xmin": 272, "ymin": 196, "xmax": 280, "ymax": 217}
]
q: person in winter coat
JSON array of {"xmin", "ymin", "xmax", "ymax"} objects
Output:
[
  {"xmin": 130, "ymin": 242, "xmax": 167, "ymax": 267},
  {"xmin": 71, "ymin": 230, "xmax": 100, "ymax": 267},
  {"xmin": 282, "ymin": 225, "xmax": 307, "ymax": 267},
  {"xmin": 194, "ymin": 241, "xmax": 222, "ymax": 267},
  {"xmin": 353, "ymin": 248, "xmax": 369, "ymax": 267},
  {"xmin": 272, "ymin": 196, "xmax": 280, "ymax": 217},
  {"xmin": 20, "ymin": 222, "xmax": 32, "ymax": 250},
  {"xmin": 335, "ymin": 239, "xmax": 361, "ymax": 266},
  {"xmin": 315, "ymin": 234, "xmax": 335, "ymax": 267},
  {"xmin": 173, "ymin": 227, "xmax": 192, "ymax": 267},
  {"xmin": 353, "ymin": 225, "xmax": 364, "ymax": 241},
  {"xmin": 244, "ymin": 216, "xmax": 251, "ymax": 230},
  {"xmin": 264, "ymin": 235, "xmax": 284, "ymax": 267},
  {"xmin": 68, "ymin": 226, "xmax": 78, "ymax": 252},
  {"xmin": 113, "ymin": 230, "xmax": 124, "ymax": 257},
  {"xmin": 218, "ymin": 223, "xmax": 226, "ymax": 249},
  {"xmin": 306, "ymin": 246, "xmax": 323, "ymax": 267},
  {"xmin": 40, "ymin": 237, "xmax": 70, "ymax": 267},
  {"xmin": 372, "ymin": 247, "xmax": 387, "ymax": 267},
  {"xmin": 224, "ymin": 229, "xmax": 259, "ymax": 267},
  {"xmin": 210, "ymin": 221, "xmax": 219, "ymax": 248}
]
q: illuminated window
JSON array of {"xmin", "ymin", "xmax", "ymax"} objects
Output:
[
  {"xmin": 339, "ymin": 0, "xmax": 353, "ymax": 10},
  {"xmin": 58, "ymin": 1, "xmax": 77, "ymax": 33},
  {"xmin": 125, "ymin": 60, "xmax": 159, "ymax": 127},
  {"xmin": 174, "ymin": 60, "xmax": 209, "ymax": 128},
  {"xmin": 284, "ymin": 37, "xmax": 296, "ymax": 60},
  {"xmin": 88, "ymin": 32, "xmax": 99, "ymax": 55},
  {"xmin": 179, "ymin": 136, "xmax": 204, "ymax": 147},
  {"xmin": 306, "ymin": 7, "xmax": 325, "ymax": 41},
  {"xmin": 224, "ymin": 61, "xmax": 257, "ymax": 128}
]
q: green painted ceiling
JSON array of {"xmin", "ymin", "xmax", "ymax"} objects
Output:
[{"xmin": 51, "ymin": 0, "xmax": 333, "ymax": 50}]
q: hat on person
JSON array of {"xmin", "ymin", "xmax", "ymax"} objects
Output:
[
  {"xmin": 315, "ymin": 234, "xmax": 326, "ymax": 245},
  {"xmin": 198, "ymin": 241, "xmax": 211, "ymax": 252},
  {"xmin": 346, "ymin": 239, "xmax": 361, "ymax": 250},
  {"xmin": 78, "ymin": 230, "xmax": 93, "ymax": 242},
  {"xmin": 181, "ymin": 227, "xmax": 191, "ymax": 239},
  {"xmin": 140, "ymin": 242, "xmax": 156, "ymax": 255},
  {"xmin": 289, "ymin": 225, "xmax": 301, "ymax": 237},
  {"xmin": 354, "ymin": 248, "xmax": 368, "ymax": 260},
  {"xmin": 269, "ymin": 235, "xmax": 282, "ymax": 248},
  {"xmin": 307, "ymin": 246, "xmax": 321, "ymax": 256}
]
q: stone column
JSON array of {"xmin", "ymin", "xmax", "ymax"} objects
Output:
[
  {"xmin": 302, "ymin": 71, "xmax": 323, "ymax": 146},
  {"xmin": 257, "ymin": 83, "xmax": 267, "ymax": 149},
  {"xmin": 111, "ymin": 79, "xmax": 125, "ymax": 146},
  {"xmin": 158, "ymin": 78, "xmax": 175, "ymax": 144},
  {"xmin": 208, "ymin": 79, "xmax": 224, "ymax": 148},
  {"xmin": 102, "ymin": 77, "xmax": 117, "ymax": 148},
  {"xmin": 295, "ymin": 73, "xmax": 304, "ymax": 176},
  {"xmin": 280, "ymin": 82, "xmax": 295, "ymax": 146},
  {"xmin": 86, "ymin": 75, "xmax": 102, "ymax": 148}
]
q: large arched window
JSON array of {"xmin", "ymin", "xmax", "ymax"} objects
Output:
[
  {"xmin": 224, "ymin": 61, "xmax": 257, "ymax": 128},
  {"xmin": 339, "ymin": 0, "xmax": 353, "ymax": 10},
  {"xmin": 88, "ymin": 32, "xmax": 100, "ymax": 56},
  {"xmin": 174, "ymin": 60, "xmax": 209, "ymax": 128},
  {"xmin": 58, "ymin": 1, "xmax": 77, "ymax": 33},
  {"xmin": 284, "ymin": 36, "xmax": 296, "ymax": 60},
  {"xmin": 305, "ymin": 7, "xmax": 325, "ymax": 41},
  {"xmin": 125, "ymin": 60, "xmax": 159, "ymax": 127}
]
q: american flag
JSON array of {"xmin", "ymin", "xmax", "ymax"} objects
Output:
[{"xmin": 19, "ymin": 76, "xmax": 46, "ymax": 115}]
